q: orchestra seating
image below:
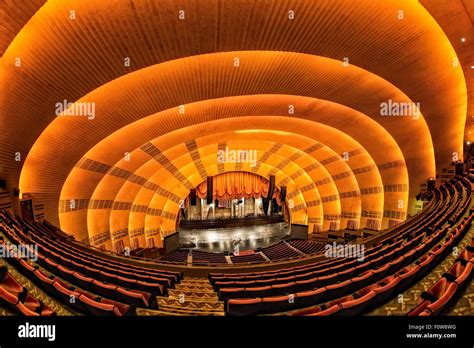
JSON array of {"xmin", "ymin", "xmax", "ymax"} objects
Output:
[
  {"xmin": 287, "ymin": 239, "xmax": 326, "ymax": 255},
  {"xmin": 261, "ymin": 241, "xmax": 302, "ymax": 260},
  {"xmin": 161, "ymin": 250, "xmax": 188, "ymax": 264},
  {"xmin": 192, "ymin": 251, "xmax": 228, "ymax": 265},
  {"xmin": 231, "ymin": 253, "xmax": 266, "ymax": 264},
  {"xmin": 160, "ymin": 239, "xmax": 326, "ymax": 266}
]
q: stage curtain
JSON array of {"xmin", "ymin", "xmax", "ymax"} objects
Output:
[{"xmin": 196, "ymin": 171, "xmax": 279, "ymax": 201}]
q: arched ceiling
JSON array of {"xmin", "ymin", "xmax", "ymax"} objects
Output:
[
  {"xmin": 419, "ymin": 0, "xmax": 474, "ymax": 147},
  {"xmin": 0, "ymin": 0, "xmax": 470, "ymax": 249},
  {"xmin": 0, "ymin": 0, "xmax": 46, "ymax": 56},
  {"xmin": 22, "ymin": 90, "xmax": 418, "ymax": 226}
]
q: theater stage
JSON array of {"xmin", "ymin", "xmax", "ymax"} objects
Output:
[{"xmin": 178, "ymin": 222, "xmax": 289, "ymax": 253}]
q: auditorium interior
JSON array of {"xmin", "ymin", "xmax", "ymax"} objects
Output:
[{"xmin": 0, "ymin": 0, "xmax": 474, "ymax": 320}]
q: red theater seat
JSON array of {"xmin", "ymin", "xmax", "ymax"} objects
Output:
[
  {"xmin": 295, "ymin": 288, "xmax": 326, "ymax": 308},
  {"xmin": 219, "ymin": 287, "xmax": 246, "ymax": 301},
  {"xmin": 56, "ymin": 264, "xmax": 75, "ymax": 282},
  {"xmin": 33, "ymin": 269, "xmax": 56, "ymax": 294},
  {"xmin": 52, "ymin": 281, "xmax": 81, "ymax": 305},
  {"xmin": 227, "ymin": 298, "xmax": 262, "ymax": 316},
  {"xmin": 19, "ymin": 259, "xmax": 36, "ymax": 273},
  {"xmin": 338, "ymin": 287, "xmax": 377, "ymax": 315},
  {"xmin": 261, "ymin": 295, "xmax": 293, "ymax": 313},
  {"xmin": 457, "ymin": 249, "xmax": 473, "ymax": 263},
  {"xmin": 116, "ymin": 287, "xmax": 152, "ymax": 308},
  {"xmin": 324, "ymin": 279, "xmax": 352, "ymax": 299},
  {"xmin": 83, "ymin": 265, "xmax": 101, "ymax": 277},
  {"xmin": 73, "ymin": 272, "xmax": 95, "ymax": 289},
  {"xmin": 23, "ymin": 294, "xmax": 41, "ymax": 311},
  {"xmin": 372, "ymin": 275, "xmax": 401, "ymax": 302},
  {"xmin": 100, "ymin": 298, "xmax": 134, "ymax": 316},
  {"xmin": 307, "ymin": 304, "xmax": 341, "ymax": 316},
  {"xmin": 245, "ymin": 286, "xmax": 272, "ymax": 298},
  {"xmin": 349, "ymin": 271, "xmax": 373, "ymax": 291},
  {"xmin": 426, "ymin": 282, "xmax": 458, "ymax": 315},
  {"xmin": 295, "ymin": 278, "xmax": 318, "ymax": 292},
  {"xmin": 1, "ymin": 272, "xmax": 26, "ymax": 300},
  {"xmin": 448, "ymin": 262, "xmax": 472, "ymax": 285},
  {"xmin": 16, "ymin": 301, "xmax": 40, "ymax": 316},
  {"xmin": 78, "ymin": 294, "xmax": 117, "ymax": 316},
  {"xmin": 270, "ymin": 282, "xmax": 296, "ymax": 297},
  {"xmin": 290, "ymin": 305, "xmax": 322, "ymax": 316},
  {"xmin": 91, "ymin": 279, "xmax": 118, "ymax": 298},
  {"xmin": 0, "ymin": 286, "xmax": 19, "ymax": 305}
]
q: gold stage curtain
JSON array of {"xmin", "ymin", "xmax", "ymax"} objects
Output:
[{"xmin": 196, "ymin": 171, "xmax": 279, "ymax": 201}]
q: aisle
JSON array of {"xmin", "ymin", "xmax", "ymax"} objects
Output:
[{"xmin": 137, "ymin": 278, "xmax": 224, "ymax": 316}]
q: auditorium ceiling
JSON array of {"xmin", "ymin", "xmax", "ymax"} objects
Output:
[{"xmin": 0, "ymin": 0, "xmax": 472, "ymax": 248}]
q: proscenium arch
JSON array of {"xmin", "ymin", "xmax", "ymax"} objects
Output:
[
  {"xmin": 97, "ymin": 134, "xmax": 384, "ymax": 248},
  {"xmin": 142, "ymin": 144, "xmax": 340, "ymax": 242},
  {"xmin": 145, "ymin": 160, "xmax": 321, "ymax": 249},
  {"xmin": 106, "ymin": 132, "xmax": 371, "ymax": 250},
  {"xmin": 118, "ymin": 159, "xmax": 319, "ymax": 250}
]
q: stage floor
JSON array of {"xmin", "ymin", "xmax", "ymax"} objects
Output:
[{"xmin": 178, "ymin": 222, "xmax": 290, "ymax": 253}]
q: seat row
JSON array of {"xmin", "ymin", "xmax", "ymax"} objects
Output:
[
  {"xmin": 222, "ymin": 179, "xmax": 472, "ymax": 315},
  {"xmin": 192, "ymin": 250, "xmax": 228, "ymax": 264},
  {"xmin": 1, "ymin": 216, "xmax": 179, "ymax": 290},
  {"xmin": 0, "ymin": 231, "xmax": 166, "ymax": 302},
  {"xmin": 292, "ymin": 216, "xmax": 473, "ymax": 316},
  {"xmin": 213, "ymin": 237, "xmax": 403, "ymax": 288},
  {"xmin": 407, "ymin": 238, "xmax": 474, "ymax": 316},
  {"xmin": 0, "ymin": 212, "xmax": 185, "ymax": 314},
  {"xmin": 1, "ymin": 239, "xmax": 142, "ymax": 315},
  {"xmin": 218, "ymin": 233, "xmax": 425, "ymax": 302},
  {"xmin": 209, "ymin": 242, "xmax": 388, "ymax": 284},
  {"xmin": 228, "ymin": 213, "xmax": 472, "ymax": 316},
  {"xmin": 33, "ymin": 269, "xmax": 135, "ymax": 316},
  {"xmin": 287, "ymin": 239, "xmax": 326, "ymax": 255},
  {"xmin": 224, "ymin": 232, "xmax": 429, "ymax": 315},
  {"xmin": 19, "ymin": 214, "xmax": 183, "ymax": 282},
  {"xmin": 223, "ymin": 180, "xmax": 470, "ymax": 315},
  {"xmin": 160, "ymin": 250, "xmax": 188, "ymax": 263},
  {"xmin": 261, "ymin": 241, "xmax": 302, "ymax": 260},
  {"xmin": 0, "ymin": 266, "xmax": 55, "ymax": 316},
  {"xmin": 0, "ymin": 238, "xmax": 156, "ymax": 310}
]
